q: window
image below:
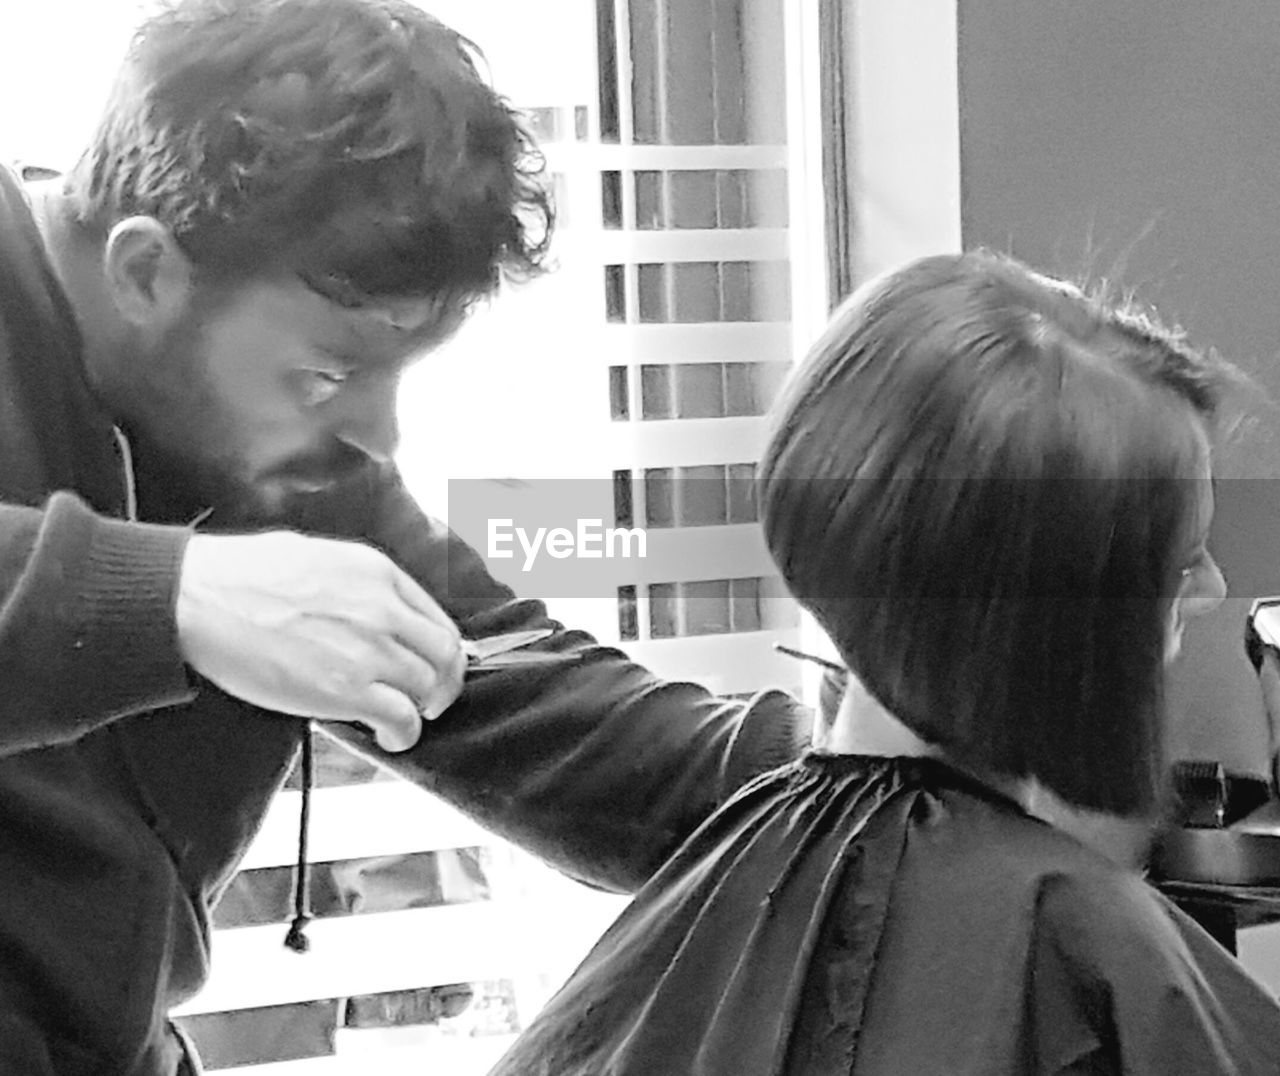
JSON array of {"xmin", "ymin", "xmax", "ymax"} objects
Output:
[
  {"xmin": 648, "ymin": 575, "xmax": 797, "ymax": 639},
  {"xmin": 604, "ymin": 260, "xmax": 791, "ymax": 324},
  {"xmin": 613, "ymin": 361, "xmax": 789, "ymax": 419},
  {"xmin": 524, "ymin": 104, "xmax": 591, "ymax": 144},
  {"xmin": 613, "ymin": 462, "xmax": 758, "ymax": 528},
  {"xmin": 620, "ymin": 168, "xmax": 790, "ymax": 230}
]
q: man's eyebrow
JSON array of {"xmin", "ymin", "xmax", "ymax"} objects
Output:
[
  {"xmin": 298, "ymin": 268, "xmax": 367, "ymax": 309},
  {"xmin": 312, "ymin": 342, "xmax": 360, "ymax": 366},
  {"xmin": 320, "ymin": 329, "xmax": 436, "ymax": 371},
  {"xmin": 312, "ymin": 342, "xmax": 399, "ymax": 374}
]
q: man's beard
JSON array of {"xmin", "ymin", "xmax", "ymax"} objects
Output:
[
  {"xmin": 125, "ymin": 424, "xmax": 374, "ymax": 531},
  {"xmin": 126, "ymin": 432, "xmax": 288, "ymax": 528},
  {"xmin": 110, "ymin": 321, "xmax": 285, "ymax": 526}
]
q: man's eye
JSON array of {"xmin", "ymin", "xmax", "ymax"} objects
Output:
[{"xmin": 301, "ymin": 368, "xmax": 350, "ymax": 405}]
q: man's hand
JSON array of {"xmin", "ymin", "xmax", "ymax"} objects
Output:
[{"xmin": 175, "ymin": 531, "xmax": 465, "ymax": 751}]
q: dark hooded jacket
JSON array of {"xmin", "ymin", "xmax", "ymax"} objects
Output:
[{"xmin": 0, "ymin": 164, "xmax": 811, "ymax": 1075}]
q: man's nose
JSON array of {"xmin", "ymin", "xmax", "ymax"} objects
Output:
[
  {"xmin": 1185, "ymin": 554, "xmax": 1229, "ymax": 619},
  {"xmin": 336, "ymin": 383, "xmax": 400, "ymax": 464},
  {"xmin": 1203, "ymin": 556, "xmax": 1228, "ymax": 612}
]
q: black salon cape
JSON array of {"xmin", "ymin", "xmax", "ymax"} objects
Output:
[{"xmin": 492, "ymin": 754, "xmax": 1280, "ymax": 1075}]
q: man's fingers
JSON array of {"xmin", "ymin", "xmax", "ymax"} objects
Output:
[
  {"xmin": 362, "ymin": 683, "xmax": 423, "ymax": 753},
  {"xmin": 373, "ymin": 640, "xmax": 462, "ymax": 722},
  {"xmin": 389, "ymin": 600, "xmax": 463, "ymax": 671},
  {"xmin": 388, "ymin": 565, "xmax": 456, "ymax": 632},
  {"xmin": 384, "ymin": 566, "xmax": 465, "ymax": 696}
]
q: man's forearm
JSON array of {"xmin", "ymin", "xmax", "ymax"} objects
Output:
[
  {"xmin": 330, "ymin": 624, "xmax": 812, "ymax": 893},
  {"xmin": 321, "ymin": 468, "xmax": 813, "ymax": 892}
]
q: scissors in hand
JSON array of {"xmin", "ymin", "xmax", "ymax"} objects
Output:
[{"xmin": 462, "ymin": 628, "xmax": 558, "ymax": 669}]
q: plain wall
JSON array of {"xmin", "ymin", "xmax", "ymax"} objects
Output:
[{"xmin": 957, "ymin": 0, "xmax": 1280, "ymax": 773}]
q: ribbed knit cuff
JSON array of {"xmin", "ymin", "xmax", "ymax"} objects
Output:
[
  {"xmin": 0, "ymin": 494, "xmax": 200, "ymax": 750},
  {"xmin": 76, "ymin": 509, "xmax": 198, "ymax": 721}
]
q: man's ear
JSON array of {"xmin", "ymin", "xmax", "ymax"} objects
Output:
[{"xmin": 103, "ymin": 216, "xmax": 194, "ymax": 334}]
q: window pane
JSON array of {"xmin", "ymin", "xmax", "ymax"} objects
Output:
[
  {"xmin": 720, "ymin": 260, "xmax": 752, "ymax": 321},
  {"xmin": 675, "ymin": 464, "xmax": 728, "ymax": 526},
  {"xmin": 679, "ymin": 578, "xmax": 733, "ymax": 636},
  {"xmin": 631, "ymin": 169, "xmax": 786, "ymax": 230},
  {"xmin": 669, "ymin": 169, "xmax": 719, "ymax": 229},
  {"xmin": 609, "ymin": 365, "xmax": 630, "ymax": 420},
  {"xmin": 672, "ymin": 362, "xmax": 725, "ymax": 418},
  {"xmin": 180, "ymin": 1001, "xmax": 339, "ymax": 1069},
  {"xmin": 669, "ymin": 262, "xmax": 721, "ymax": 323},
  {"xmin": 634, "ymin": 170, "xmax": 663, "ymax": 228},
  {"xmin": 717, "ymin": 169, "xmax": 749, "ymax": 228},
  {"xmin": 343, "ymin": 982, "xmax": 508, "ymax": 1029},
  {"xmin": 760, "ymin": 574, "xmax": 801, "ymax": 630},
  {"xmin": 617, "ymin": 584, "xmax": 639, "ymax": 641},
  {"xmin": 625, "ymin": 0, "xmax": 784, "ymax": 147},
  {"xmin": 710, "ymin": 0, "xmax": 748, "ymax": 143},
  {"xmin": 648, "ymin": 581, "xmax": 679, "ymax": 638},
  {"xmin": 602, "ymin": 171, "xmax": 623, "ymax": 229},
  {"xmin": 604, "ymin": 264, "xmax": 626, "ymax": 322},
  {"xmin": 643, "ymin": 467, "xmax": 676, "ymax": 527},
  {"xmin": 613, "ymin": 468, "xmax": 635, "ymax": 527},
  {"xmin": 637, "ymin": 262, "xmax": 670, "ymax": 322},
  {"xmin": 657, "ymin": 0, "xmax": 717, "ymax": 144},
  {"xmin": 213, "ymin": 848, "xmax": 490, "ymax": 929},
  {"xmin": 639, "ymin": 364, "xmax": 674, "ymax": 419},
  {"xmin": 630, "ymin": 262, "xmax": 790, "ymax": 324},
  {"xmin": 596, "ymin": 0, "xmax": 621, "ymax": 141},
  {"xmin": 725, "ymin": 361, "xmax": 792, "ymax": 415},
  {"xmin": 723, "ymin": 362, "xmax": 761, "ymax": 416},
  {"xmin": 745, "ymin": 168, "xmax": 790, "ymax": 226},
  {"xmin": 753, "ymin": 360, "xmax": 792, "ymax": 410},
  {"xmin": 628, "ymin": 0, "xmax": 662, "ymax": 143},
  {"xmin": 750, "ymin": 259, "xmax": 793, "ymax": 321},
  {"xmin": 729, "ymin": 576, "xmax": 762, "ymax": 633},
  {"xmin": 727, "ymin": 462, "xmax": 758, "ymax": 523},
  {"xmin": 180, "ymin": 980, "xmax": 521, "ymax": 1070}
]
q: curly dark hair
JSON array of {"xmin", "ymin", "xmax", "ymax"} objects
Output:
[
  {"xmin": 760, "ymin": 251, "xmax": 1238, "ymax": 816},
  {"xmin": 66, "ymin": 0, "xmax": 552, "ymax": 306}
]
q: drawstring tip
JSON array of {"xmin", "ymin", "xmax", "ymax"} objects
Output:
[
  {"xmin": 284, "ymin": 915, "xmax": 312, "ymax": 953},
  {"xmin": 285, "ymin": 722, "xmax": 316, "ymax": 954}
]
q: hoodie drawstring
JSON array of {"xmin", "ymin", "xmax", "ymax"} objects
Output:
[
  {"xmin": 284, "ymin": 721, "xmax": 315, "ymax": 953},
  {"xmin": 112, "ymin": 427, "xmax": 138, "ymax": 522},
  {"xmin": 115, "ymin": 426, "xmax": 318, "ymax": 954}
]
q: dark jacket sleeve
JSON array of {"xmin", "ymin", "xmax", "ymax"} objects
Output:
[
  {"xmin": 0, "ymin": 493, "xmax": 196, "ymax": 755},
  {"xmin": 313, "ymin": 466, "xmax": 814, "ymax": 893}
]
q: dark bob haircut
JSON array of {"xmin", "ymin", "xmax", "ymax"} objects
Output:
[
  {"xmin": 759, "ymin": 251, "xmax": 1236, "ymax": 816},
  {"xmin": 65, "ymin": 0, "xmax": 551, "ymax": 306}
]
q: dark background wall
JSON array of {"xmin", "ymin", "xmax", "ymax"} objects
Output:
[{"xmin": 956, "ymin": 1, "xmax": 1280, "ymax": 769}]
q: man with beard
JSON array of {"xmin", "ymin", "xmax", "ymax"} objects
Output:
[{"xmin": 0, "ymin": 1, "xmax": 811, "ymax": 1072}]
